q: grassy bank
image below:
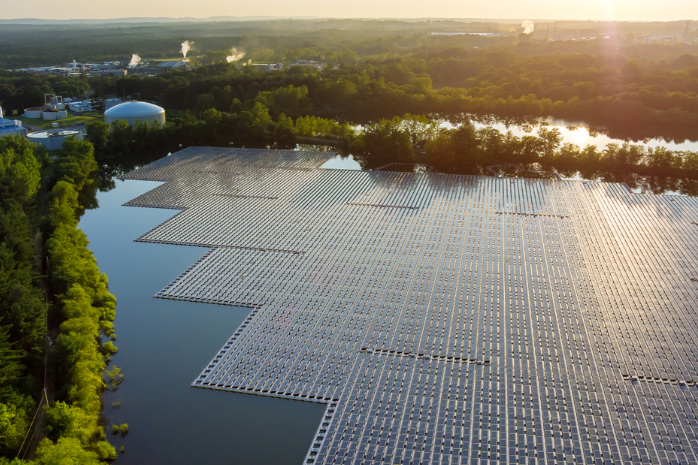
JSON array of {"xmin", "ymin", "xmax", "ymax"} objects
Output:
[{"xmin": 10, "ymin": 113, "xmax": 104, "ymax": 131}]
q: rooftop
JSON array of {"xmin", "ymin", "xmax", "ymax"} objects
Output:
[{"xmin": 0, "ymin": 118, "xmax": 22, "ymax": 130}]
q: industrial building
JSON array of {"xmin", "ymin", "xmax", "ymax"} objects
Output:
[
  {"xmin": 66, "ymin": 101, "xmax": 92, "ymax": 113},
  {"xmin": 104, "ymin": 101, "xmax": 165, "ymax": 127},
  {"xmin": 249, "ymin": 63, "xmax": 283, "ymax": 72},
  {"xmin": 122, "ymin": 147, "xmax": 698, "ymax": 465},
  {"xmin": 0, "ymin": 107, "xmax": 28, "ymax": 139},
  {"xmin": 23, "ymin": 94, "xmax": 68, "ymax": 120},
  {"xmin": 156, "ymin": 61, "xmax": 189, "ymax": 71},
  {"xmin": 289, "ymin": 60, "xmax": 323, "ymax": 70},
  {"xmin": 96, "ymin": 69, "xmax": 128, "ymax": 77}
]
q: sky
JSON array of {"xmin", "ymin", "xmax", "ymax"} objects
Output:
[{"xmin": 1, "ymin": 0, "xmax": 697, "ymax": 21}]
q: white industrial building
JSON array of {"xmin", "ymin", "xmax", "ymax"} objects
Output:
[
  {"xmin": 67, "ymin": 101, "xmax": 92, "ymax": 113},
  {"xmin": 104, "ymin": 101, "xmax": 166, "ymax": 127}
]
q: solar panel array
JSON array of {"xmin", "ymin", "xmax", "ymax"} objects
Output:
[{"xmin": 121, "ymin": 147, "xmax": 698, "ymax": 465}]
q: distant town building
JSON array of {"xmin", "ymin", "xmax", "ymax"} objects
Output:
[
  {"xmin": 156, "ymin": 61, "xmax": 189, "ymax": 71},
  {"xmin": 431, "ymin": 32, "xmax": 502, "ymax": 37},
  {"xmin": 249, "ymin": 63, "xmax": 283, "ymax": 72},
  {"xmin": 289, "ymin": 60, "xmax": 323, "ymax": 71},
  {"xmin": 97, "ymin": 69, "xmax": 128, "ymax": 77}
]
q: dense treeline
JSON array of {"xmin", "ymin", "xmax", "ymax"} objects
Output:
[
  {"xmin": 81, "ymin": 98, "xmax": 698, "ymax": 185},
  {"xmin": 102, "ymin": 41, "xmax": 698, "ymax": 140},
  {"xmin": 423, "ymin": 121, "xmax": 698, "ymax": 178},
  {"xmin": 38, "ymin": 138, "xmax": 117, "ymax": 463},
  {"xmin": 0, "ymin": 135, "xmax": 118, "ymax": 464},
  {"xmin": 338, "ymin": 113, "xmax": 698, "ymax": 180},
  {"xmin": 0, "ymin": 136, "xmax": 46, "ymax": 459}
]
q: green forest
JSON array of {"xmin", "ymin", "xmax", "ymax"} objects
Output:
[{"xmin": 0, "ymin": 135, "xmax": 118, "ymax": 464}]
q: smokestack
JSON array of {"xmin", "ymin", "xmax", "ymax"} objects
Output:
[
  {"xmin": 521, "ymin": 21, "xmax": 535, "ymax": 35},
  {"xmin": 129, "ymin": 54, "xmax": 142, "ymax": 68},
  {"xmin": 181, "ymin": 40, "xmax": 193, "ymax": 59},
  {"xmin": 226, "ymin": 47, "xmax": 245, "ymax": 63}
]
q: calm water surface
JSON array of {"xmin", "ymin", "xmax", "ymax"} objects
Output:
[
  {"xmin": 461, "ymin": 118, "xmax": 698, "ymax": 152},
  {"xmin": 79, "ymin": 180, "xmax": 325, "ymax": 464}
]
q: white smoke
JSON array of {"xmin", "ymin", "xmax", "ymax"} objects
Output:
[
  {"xmin": 226, "ymin": 47, "xmax": 245, "ymax": 63},
  {"xmin": 522, "ymin": 21, "xmax": 535, "ymax": 35},
  {"xmin": 128, "ymin": 54, "xmax": 141, "ymax": 68},
  {"xmin": 181, "ymin": 40, "xmax": 193, "ymax": 59}
]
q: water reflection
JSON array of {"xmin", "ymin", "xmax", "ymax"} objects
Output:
[
  {"xmin": 449, "ymin": 115, "xmax": 698, "ymax": 152},
  {"xmin": 313, "ymin": 147, "xmax": 698, "ymax": 197}
]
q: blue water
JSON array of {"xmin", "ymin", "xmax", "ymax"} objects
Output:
[{"xmin": 79, "ymin": 179, "xmax": 325, "ymax": 464}]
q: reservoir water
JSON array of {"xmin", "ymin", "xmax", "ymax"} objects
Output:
[{"xmin": 79, "ymin": 180, "xmax": 325, "ymax": 464}]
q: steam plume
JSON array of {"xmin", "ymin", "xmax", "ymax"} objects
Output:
[
  {"xmin": 226, "ymin": 47, "xmax": 245, "ymax": 63},
  {"xmin": 522, "ymin": 21, "xmax": 535, "ymax": 35},
  {"xmin": 181, "ymin": 40, "xmax": 193, "ymax": 59},
  {"xmin": 128, "ymin": 54, "xmax": 141, "ymax": 68}
]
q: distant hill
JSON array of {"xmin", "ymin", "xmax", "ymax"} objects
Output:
[
  {"xmin": 0, "ymin": 16, "xmax": 317, "ymax": 25},
  {"xmin": 0, "ymin": 17, "xmax": 540, "ymax": 25}
]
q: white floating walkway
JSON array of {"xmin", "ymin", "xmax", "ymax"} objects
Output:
[{"xmin": 121, "ymin": 147, "xmax": 698, "ymax": 465}]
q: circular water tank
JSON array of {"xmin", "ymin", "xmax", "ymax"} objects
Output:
[
  {"xmin": 104, "ymin": 101, "xmax": 165, "ymax": 127},
  {"xmin": 28, "ymin": 130, "xmax": 83, "ymax": 151}
]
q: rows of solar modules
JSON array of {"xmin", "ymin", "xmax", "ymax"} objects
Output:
[{"xmin": 121, "ymin": 148, "xmax": 698, "ymax": 465}]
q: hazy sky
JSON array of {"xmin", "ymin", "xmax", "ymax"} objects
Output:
[{"xmin": 2, "ymin": 0, "xmax": 697, "ymax": 21}]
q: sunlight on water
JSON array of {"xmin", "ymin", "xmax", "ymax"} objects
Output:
[
  {"xmin": 454, "ymin": 119, "xmax": 698, "ymax": 152},
  {"xmin": 320, "ymin": 154, "xmax": 362, "ymax": 170}
]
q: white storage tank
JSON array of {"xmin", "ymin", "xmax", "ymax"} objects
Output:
[{"xmin": 104, "ymin": 101, "xmax": 165, "ymax": 127}]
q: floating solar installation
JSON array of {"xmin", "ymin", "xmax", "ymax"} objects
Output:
[{"xmin": 120, "ymin": 147, "xmax": 698, "ymax": 465}]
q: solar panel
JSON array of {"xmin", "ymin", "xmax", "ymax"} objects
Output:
[{"xmin": 121, "ymin": 147, "xmax": 698, "ymax": 465}]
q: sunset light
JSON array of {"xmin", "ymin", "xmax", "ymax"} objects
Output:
[{"xmin": 2, "ymin": 3, "xmax": 698, "ymax": 465}]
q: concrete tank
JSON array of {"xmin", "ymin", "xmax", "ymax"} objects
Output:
[
  {"xmin": 24, "ymin": 107, "xmax": 45, "ymax": 118},
  {"xmin": 104, "ymin": 101, "xmax": 165, "ymax": 127},
  {"xmin": 42, "ymin": 110, "xmax": 68, "ymax": 121},
  {"xmin": 28, "ymin": 130, "xmax": 83, "ymax": 151}
]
